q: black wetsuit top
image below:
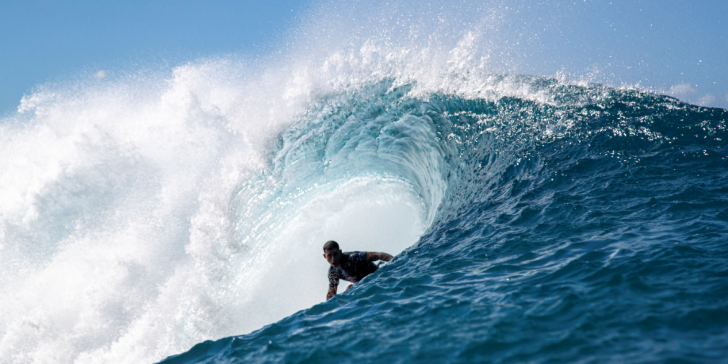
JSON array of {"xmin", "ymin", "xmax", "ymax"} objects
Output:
[{"xmin": 328, "ymin": 251, "xmax": 379, "ymax": 287}]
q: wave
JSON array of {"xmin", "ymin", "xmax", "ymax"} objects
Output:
[
  {"xmin": 1, "ymin": 1, "xmax": 727, "ymax": 363},
  {"xmin": 161, "ymin": 78, "xmax": 728, "ymax": 363}
]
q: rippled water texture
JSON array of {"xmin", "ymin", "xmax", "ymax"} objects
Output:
[
  {"xmin": 2, "ymin": 1, "xmax": 727, "ymax": 362},
  {"xmin": 162, "ymin": 79, "xmax": 728, "ymax": 363}
]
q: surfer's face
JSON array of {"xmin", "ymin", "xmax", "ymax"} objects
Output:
[{"xmin": 323, "ymin": 248, "xmax": 343, "ymax": 266}]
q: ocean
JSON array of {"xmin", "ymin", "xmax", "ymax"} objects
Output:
[
  {"xmin": 158, "ymin": 78, "xmax": 728, "ymax": 363},
  {"xmin": 1, "ymin": 2, "xmax": 727, "ymax": 363}
]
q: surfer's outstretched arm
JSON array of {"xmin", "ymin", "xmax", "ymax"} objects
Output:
[
  {"xmin": 326, "ymin": 286, "xmax": 337, "ymax": 301},
  {"xmin": 366, "ymin": 252, "xmax": 393, "ymax": 262}
]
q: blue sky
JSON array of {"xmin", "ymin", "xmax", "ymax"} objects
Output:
[
  {"xmin": 0, "ymin": 0, "xmax": 309, "ymax": 113},
  {"xmin": 1, "ymin": 0, "xmax": 726, "ymax": 114}
]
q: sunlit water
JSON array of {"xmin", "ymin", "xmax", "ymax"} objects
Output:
[{"xmin": 1, "ymin": 1, "xmax": 726, "ymax": 363}]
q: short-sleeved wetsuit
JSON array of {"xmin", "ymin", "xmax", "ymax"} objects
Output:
[{"xmin": 328, "ymin": 251, "xmax": 379, "ymax": 287}]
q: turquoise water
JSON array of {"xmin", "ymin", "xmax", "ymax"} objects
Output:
[
  {"xmin": 2, "ymin": 3, "xmax": 727, "ymax": 362},
  {"xmin": 161, "ymin": 78, "xmax": 728, "ymax": 363}
]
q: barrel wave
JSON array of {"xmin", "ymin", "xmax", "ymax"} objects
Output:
[
  {"xmin": 2, "ymin": 1, "xmax": 728, "ymax": 363},
  {"xmin": 161, "ymin": 78, "xmax": 728, "ymax": 363}
]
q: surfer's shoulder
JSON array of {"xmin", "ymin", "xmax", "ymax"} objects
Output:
[{"xmin": 346, "ymin": 251, "xmax": 367, "ymax": 262}]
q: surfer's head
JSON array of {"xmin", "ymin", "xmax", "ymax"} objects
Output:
[{"xmin": 323, "ymin": 240, "xmax": 343, "ymax": 266}]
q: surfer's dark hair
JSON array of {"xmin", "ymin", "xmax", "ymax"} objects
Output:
[{"xmin": 323, "ymin": 240, "xmax": 340, "ymax": 251}]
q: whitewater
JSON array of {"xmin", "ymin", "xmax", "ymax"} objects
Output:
[{"xmin": 1, "ymin": 1, "xmax": 727, "ymax": 363}]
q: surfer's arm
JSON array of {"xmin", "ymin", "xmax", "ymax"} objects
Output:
[
  {"xmin": 326, "ymin": 286, "xmax": 337, "ymax": 301},
  {"xmin": 366, "ymin": 252, "xmax": 393, "ymax": 262}
]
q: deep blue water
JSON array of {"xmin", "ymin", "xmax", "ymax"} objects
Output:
[{"xmin": 160, "ymin": 78, "xmax": 728, "ymax": 363}]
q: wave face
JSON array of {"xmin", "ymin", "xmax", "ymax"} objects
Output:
[
  {"xmin": 2, "ymin": 2, "xmax": 728, "ymax": 363},
  {"xmin": 159, "ymin": 78, "xmax": 728, "ymax": 363}
]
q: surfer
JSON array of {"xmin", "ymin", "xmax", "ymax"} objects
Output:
[{"xmin": 323, "ymin": 240, "xmax": 393, "ymax": 301}]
